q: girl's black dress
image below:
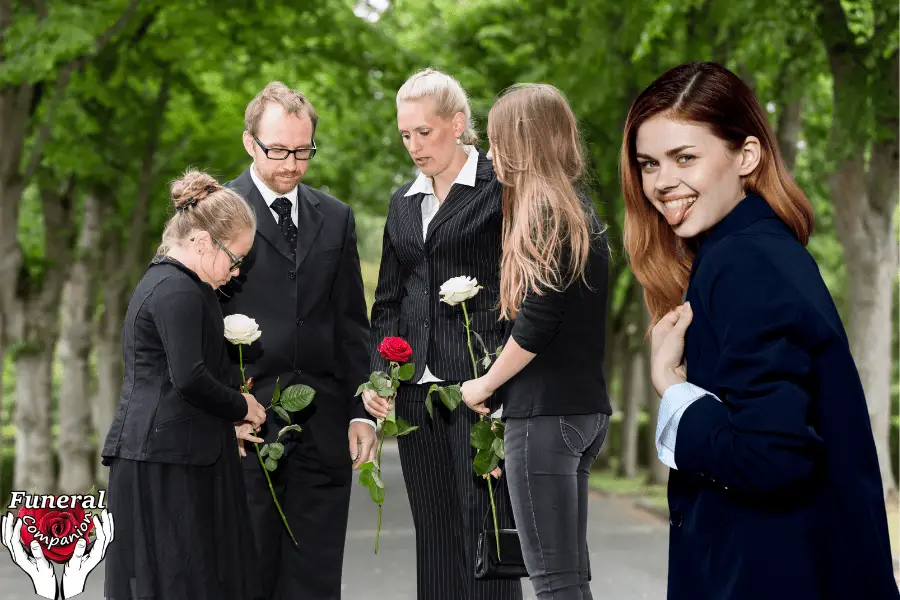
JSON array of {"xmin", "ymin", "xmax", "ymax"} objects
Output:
[{"xmin": 101, "ymin": 257, "xmax": 262, "ymax": 600}]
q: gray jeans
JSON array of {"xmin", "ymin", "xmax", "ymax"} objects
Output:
[{"xmin": 504, "ymin": 413, "xmax": 610, "ymax": 600}]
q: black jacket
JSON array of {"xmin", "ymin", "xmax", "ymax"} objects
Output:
[
  {"xmin": 667, "ymin": 194, "xmax": 898, "ymax": 599},
  {"xmin": 102, "ymin": 258, "xmax": 246, "ymax": 467},
  {"xmin": 370, "ymin": 151, "xmax": 506, "ymax": 383},
  {"xmin": 220, "ymin": 167, "xmax": 372, "ymax": 468},
  {"xmin": 501, "ymin": 201, "xmax": 611, "ymax": 418}
]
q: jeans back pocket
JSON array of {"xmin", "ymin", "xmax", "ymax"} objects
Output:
[{"xmin": 559, "ymin": 413, "xmax": 609, "ymax": 455}]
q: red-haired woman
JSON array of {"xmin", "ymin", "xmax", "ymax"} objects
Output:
[{"xmin": 621, "ymin": 62, "xmax": 898, "ymax": 600}]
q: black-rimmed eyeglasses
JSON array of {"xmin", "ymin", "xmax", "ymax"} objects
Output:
[
  {"xmin": 212, "ymin": 237, "xmax": 244, "ymax": 272},
  {"xmin": 253, "ymin": 135, "xmax": 317, "ymax": 160}
]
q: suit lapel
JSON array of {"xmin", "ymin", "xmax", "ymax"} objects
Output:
[
  {"xmin": 404, "ymin": 191, "xmax": 426, "ymax": 252},
  {"xmin": 295, "ymin": 184, "xmax": 324, "ymax": 268},
  {"xmin": 424, "ymin": 151, "xmax": 493, "ymax": 246},
  {"xmin": 231, "ymin": 168, "xmax": 294, "ymax": 263}
]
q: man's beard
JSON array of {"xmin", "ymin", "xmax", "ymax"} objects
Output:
[{"xmin": 264, "ymin": 170, "xmax": 302, "ymax": 194}]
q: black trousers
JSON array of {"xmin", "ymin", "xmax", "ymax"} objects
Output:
[
  {"xmin": 242, "ymin": 432, "xmax": 352, "ymax": 600},
  {"xmin": 505, "ymin": 413, "xmax": 610, "ymax": 600},
  {"xmin": 396, "ymin": 383, "xmax": 524, "ymax": 600}
]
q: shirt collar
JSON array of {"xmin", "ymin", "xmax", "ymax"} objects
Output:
[
  {"xmin": 404, "ymin": 145, "xmax": 479, "ymax": 197},
  {"xmin": 250, "ymin": 163, "xmax": 299, "ymax": 207}
]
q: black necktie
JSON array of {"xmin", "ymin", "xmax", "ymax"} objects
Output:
[{"xmin": 271, "ymin": 197, "xmax": 298, "ymax": 257}]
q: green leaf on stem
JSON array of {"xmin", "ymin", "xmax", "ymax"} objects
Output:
[
  {"xmin": 280, "ymin": 384, "xmax": 315, "ymax": 412},
  {"xmin": 360, "ymin": 469, "xmax": 375, "ymax": 488},
  {"xmin": 496, "ymin": 345, "xmax": 504, "ymax": 357},
  {"xmin": 274, "ymin": 406, "xmax": 290, "ymax": 424},
  {"xmin": 264, "ymin": 457, "xmax": 278, "ymax": 472},
  {"xmin": 267, "ymin": 443, "xmax": 284, "ymax": 460},
  {"xmin": 397, "ymin": 363, "xmax": 415, "ymax": 381},
  {"xmin": 382, "ymin": 420, "xmax": 398, "ymax": 437},
  {"xmin": 375, "ymin": 385, "xmax": 395, "ymax": 398},
  {"xmin": 370, "ymin": 372, "xmax": 389, "ymax": 386},
  {"xmin": 471, "ymin": 330, "xmax": 489, "ymax": 355},
  {"xmin": 278, "ymin": 425, "xmax": 302, "ymax": 439},
  {"xmin": 272, "ymin": 377, "xmax": 282, "ymax": 405},
  {"xmin": 438, "ymin": 385, "xmax": 463, "ymax": 411},
  {"xmin": 425, "ymin": 393, "xmax": 434, "ymax": 418},
  {"xmin": 473, "ymin": 448, "xmax": 500, "ymax": 476},
  {"xmin": 396, "ymin": 417, "xmax": 419, "ymax": 436},
  {"xmin": 470, "ymin": 421, "xmax": 494, "ymax": 450},
  {"xmin": 259, "ymin": 445, "xmax": 270, "ymax": 458},
  {"xmin": 359, "ymin": 461, "xmax": 376, "ymax": 472},
  {"xmin": 492, "ymin": 437, "xmax": 505, "ymax": 460},
  {"xmin": 482, "ymin": 355, "xmax": 492, "ymax": 370},
  {"xmin": 371, "ymin": 471, "xmax": 385, "ymax": 489},
  {"xmin": 492, "ymin": 419, "xmax": 505, "ymax": 439},
  {"xmin": 355, "ymin": 382, "xmax": 368, "ymax": 397},
  {"xmin": 369, "ymin": 485, "xmax": 385, "ymax": 505}
]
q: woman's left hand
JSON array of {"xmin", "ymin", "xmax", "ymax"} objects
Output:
[
  {"xmin": 461, "ymin": 378, "xmax": 493, "ymax": 416},
  {"xmin": 235, "ymin": 422, "xmax": 264, "ymax": 457},
  {"xmin": 650, "ymin": 302, "xmax": 693, "ymax": 396}
]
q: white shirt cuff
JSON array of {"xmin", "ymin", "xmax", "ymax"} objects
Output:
[
  {"xmin": 350, "ymin": 418, "xmax": 376, "ymax": 429},
  {"xmin": 655, "ymin": 382, "xmax": 721, "ymax": 470}
]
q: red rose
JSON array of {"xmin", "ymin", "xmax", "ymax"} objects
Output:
[
  {"xmin": 378, "ymin": 337, "xmax": 413, "ymax": 363},
  {"xmin": 17, "ymin": 503, "xmax": 94, "ymax": 563}
]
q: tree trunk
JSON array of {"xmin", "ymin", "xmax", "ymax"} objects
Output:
[
  {"xmin": 819, "ymin": 1, "xmax": 899, "ymax": 497},
  {"xmin": 595, "ymin": 317, "xmax": 628, "ymax": 471},
  {"xmin": 776, "ymin": 97, "xmax": 803, "ymax": 173},
  {"xmin": 13, "ymin": 348, "xmax": 55, "ymax": 491},
  {"xmin": 57, "ymin": 193, "xmax": 101, "ymax": 493},
  {"xmin": 92, "ymin": 199, "xmax": 130, "ymax": 487},
  {"xmin": 619, "ymin": 280, "xmax": 645, "ymax": 478},
  {"xmin": 644, "ymin": 293, "xmax": 669, "ymax": 486},
  {"xmin": 618, "ymin": 337, "xmax": 639, "ymax": 478},
  {"xmin": 11, "ymin": 181, "xmax": 80, "ymax": 492},
  {"xmin": 93, "ymin": 305, "xmax": 124, "ymax": 488}
]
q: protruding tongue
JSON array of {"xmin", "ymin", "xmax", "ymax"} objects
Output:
[{"xmin": 663, "ymin": 201, "xmax": 691, "ymax": 226}]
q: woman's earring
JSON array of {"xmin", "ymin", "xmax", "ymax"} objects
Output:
[{"xmin": 456, "ymin": 137, "xmax": 461, "ymax": 145}]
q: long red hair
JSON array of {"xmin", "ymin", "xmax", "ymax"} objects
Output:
[{"xmin": 620, "ymin": 62, "xmax": 814, "ymax": 329}]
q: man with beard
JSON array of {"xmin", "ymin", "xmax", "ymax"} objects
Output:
[{"xmin": 220, "ymin": 81, "xmax": 376, "ymax": 599}]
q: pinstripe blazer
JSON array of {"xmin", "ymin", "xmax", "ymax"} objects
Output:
[{"xmin": 370, "ymin": 151, "xmax": 506, "ymax": 383}]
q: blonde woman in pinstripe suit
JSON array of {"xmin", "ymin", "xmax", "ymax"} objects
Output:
[{"xmin": 364, "ymin": 69, "xmax": 523, "ymax": 600}]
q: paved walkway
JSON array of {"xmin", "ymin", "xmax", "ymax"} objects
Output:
[{"xmin": 0, "ymin": 441, "xmax": 670, "ymax": 599}]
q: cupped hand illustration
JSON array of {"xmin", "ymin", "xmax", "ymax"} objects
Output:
[
  {"xmin": 1, "ymin": 512, "xmax": 59, "ymax": 599},
  {"xmin": 61, "ymin": 509, "xmax": 114, "ymax": 599}
]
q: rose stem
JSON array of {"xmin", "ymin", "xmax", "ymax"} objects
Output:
[{"xmin": 462, "ymin": 303, "xmax": 502, "ymax": 559}]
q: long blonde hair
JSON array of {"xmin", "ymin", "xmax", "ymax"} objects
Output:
[
  {"xmin": 620, "ymin": 62, "xmax": 814, "ymax": 330},
  {"xmin": 488, "ymin": 84, "xmax": 594, "ymax": 320}
]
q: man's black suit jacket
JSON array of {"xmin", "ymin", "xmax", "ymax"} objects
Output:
[{"xmin": 221, "ymin": 167, "xmax": 372, "ymax": 469}]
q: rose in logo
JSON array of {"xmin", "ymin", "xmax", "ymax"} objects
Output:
[{"xmin": 17, "ymin": 504, "xmax": 94, "ymax": 563}]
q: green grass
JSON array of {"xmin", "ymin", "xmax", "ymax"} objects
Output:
[{"xmin": 588, "ymin": 466, "xmax": 668, "ymax": 510}]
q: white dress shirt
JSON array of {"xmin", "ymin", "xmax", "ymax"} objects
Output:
[
  {"xmin": 655, "ymin": 382, "xmax": 722, "ymax": 469},
  {"xmin": 250, "ymin": 163, "xmax": 299, "ymax": 226},
  {"xmin": 403, "ymin": 145, "xmax": 480, "ymax": 385},
  {"xmin": 249, "ymin": 164, "xmax": 374, "ymax": 430}
]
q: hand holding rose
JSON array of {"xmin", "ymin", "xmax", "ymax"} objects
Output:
[{"xmin": 242, "ymin": 392, "xmax": 266, "ymax": 428}]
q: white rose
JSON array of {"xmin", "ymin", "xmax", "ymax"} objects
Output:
[
  {"xmin": 439, "ymin": 276, "xmax": 482, "ymax": 306},
  {"xmin": 224, "ymin": 314, "xmax": 262, "ymax": 345}
]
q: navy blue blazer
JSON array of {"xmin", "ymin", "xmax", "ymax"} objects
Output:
[{"xmin": 668, "ymin": 194, "xmax": 898, "ymax": 599}]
